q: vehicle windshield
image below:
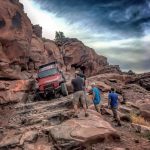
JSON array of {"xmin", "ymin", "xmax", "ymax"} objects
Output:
[{"xmin": 38, "ymin": 68, "xmax": 58, "ymax": 78}]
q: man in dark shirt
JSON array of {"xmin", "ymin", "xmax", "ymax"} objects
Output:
[
  {"xmin": 71, "ymin": 71, "xmax": 89, "ymax": 117},
  {"xmin": 108, "ymin": 88, "xmax": 121, "ymax": 126},
  {"xmin": 76, "ymin": 71, "xmax": 88, "ymax": 108}
]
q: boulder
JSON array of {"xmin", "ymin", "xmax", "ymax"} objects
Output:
[
  {"xmin": 0, "ymin": 91, "xmax": 28, "ymax": 104},
  {"xmin": 135, "ymin": 100, "xmax": 150, "ymax": 119},
  {"xmin": 49, "ymin": 110, "xmax": 119, "ymax": 149},
  {"xmin": 138, "ymin": 99, "xmax": 150, "ymax": 122},
  {"xmin": 98, "ymin": 65, "xmax": 122, "ymax": 74},
  {"xmin": 0, "ymin": 134, "xmax": 22, "ymax": 148},
  {"xmin": 128, "ymin": 72, "xmax": 150, "ymax": 91},
  {"xmin": 140, "ymin": 109, "xmax": 150, "ymax": 121},
  {"xmin": 131, "ymin": 123, "xmax": 150, "ymax": 134},
  {"xmin": 20, "ymin": 131, "xmax": 38, "ymax": 145},
  {"xmin": 122, "ymin": 84, "xmax": 149, "ymax": 104},
  {"xmin": 0, "ymin": 80, "xmax": 34, "ymax": 104}
]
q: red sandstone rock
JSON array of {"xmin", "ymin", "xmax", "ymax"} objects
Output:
[
  {"xmin": 50, "ymin": 109, "xmax": 119, "ymax": 148},
  {"xmin": 0, "ymin": 0, "xmax": 32, "ymax": 78},
  {"xmin": 0, "ymin": 80, "xmax": 33, "ymax": 104},
  {"xmin": 32, "ymin": 24, "xmax": 42, "ymax": 38},
  {"xmin": 131, "ymin": 123, "xmax": 150, "ymax": 134},
  {"xmin": 55, "ymin": 38, "xmax": 109, "ymax": 76},
  {"xmin": 29, "ymin": 34, "xmax": 49, "ymax": 68},
  {"xmin": 139, "ymin": 102, "xmax": 150, "ymax": 121},
  {"xmin": 44, "ymin": 40, "xmax": 64, "ymax": 65}
]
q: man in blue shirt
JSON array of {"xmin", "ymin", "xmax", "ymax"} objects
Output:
[
  {"xmin": 108, "ymin": 88, "xmax": 121, "ymax": 126},
  {"xmin": 91, "ymin": 83, "xmax": 101, "ymax": 113}
]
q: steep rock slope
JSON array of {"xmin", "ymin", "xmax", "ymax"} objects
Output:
[
  {"xmin": 0, "ymin": 0, "xmax": 32, "ymax": 79},
  {"xmin": 55, "ymin": 38, "xmax": 109, "ymax": 76},
  {"xmin": 0, "ymin": 0, "xmax": 121, "ymax": 104}
]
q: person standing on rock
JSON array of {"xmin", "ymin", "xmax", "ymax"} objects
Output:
[
  {"xmin": 91, "ymin": 83, "xmax": 101, "ymax": 113},
  {"xmin": 108, "ymin": 88, "xmax": 121, "ymax": 126},
  {"xmin": 71, "ymin": 71, "xmax": 89, "ymax": 118},
  {"xmin": 76, "ymin": 70, "xmax": 88, "ymax": 109}
]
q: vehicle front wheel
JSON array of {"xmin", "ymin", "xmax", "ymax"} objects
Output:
[{"xmin": 61, "ymin": 83, "xmax": 68, "ymax": 96}]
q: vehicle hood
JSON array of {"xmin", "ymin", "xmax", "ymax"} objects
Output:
[{"xmin": 38, "ymin": 74, "xmax": 61, "ymax": 86}]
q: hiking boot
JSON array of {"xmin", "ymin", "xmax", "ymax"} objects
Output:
[
  {"xmin": 85, "ymin": 113, "xmax": 89, "ymax": 117},
  {"xmin": 121, "ymin": 101, "xmax": 126, "ymax": 105},
  {"xmin": 73, "ymin": 114, "xmax": 79, "ymax": 118}
]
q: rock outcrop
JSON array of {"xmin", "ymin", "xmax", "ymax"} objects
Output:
[
  {"xmin": 0, "ymin": 0, "xmax": 118, "ymax": 79},
  {"xmin": 0, "ymin": 0, "xmax": 122, "ymax": 105},
  {"xmin": 32, "ymin": 24, "xmax": 42, "ymax": 38},
  {"xmin": 128, "ymin": 72, "xmax": 150, "ymax": 91},
  {"xmin": 0, "ymin": 79, "xmax": 34, "ymax": 104},
  {"xmin": 0, "ymin": 0, "xmax": 32, "ymax": 78},
  {"xmin": 29, "ymin": 34, "xmax": 49, "ymax": 68},
  {"xmin": 55, "ymin": 38, "xmax": 121, "ymax": 76}
]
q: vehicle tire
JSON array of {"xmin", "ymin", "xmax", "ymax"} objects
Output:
[
  {"xmin": 34, "ymin": 90, "xmax": 43, "ymax": 101},
  {"xmin": 61, "ymin": 83, "xmax": 68, "ymax": 96},
  {"xmin": 54, "ymin": 92, "xmax": 61, "ymax": 98}
]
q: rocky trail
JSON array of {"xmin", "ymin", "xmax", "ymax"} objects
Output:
[
  {"xmin": 99, "ymin": 115, "xmax": 150, "ymax": 150},
  {"xmin": 0, "ymin": 93, "xmax": 150, "ymax": 150},
  {"xmin": 90, "ymin": 93, "xmax": 150, "ymax": 150},
  {"xmin": 0, "ymin": 95, "xmax": 73, "ymax": 149}
]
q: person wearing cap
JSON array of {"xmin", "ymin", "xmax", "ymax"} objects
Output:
[
  {"xmin": 75, "ymin": 70, "xmax": 88, "ymax": 109},
  {"xmin": 91, "ymin": 83, "xmax": 101, "ymax": 113},
  {"xmin": 71, "ymin": 71, "xmax": 89, "ymax": 117},
  {"xmin": 108, "ymin": 88, "xmax": 121, "ymax": 126}
]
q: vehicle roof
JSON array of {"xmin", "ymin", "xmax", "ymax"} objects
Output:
[{"xmin": 39, "ymin": 61, "xmax": 58, "ymax": 69}]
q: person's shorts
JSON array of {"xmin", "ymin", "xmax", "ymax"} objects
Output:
[
  {"xmin": 73, "ymin": 91, "xmax": 85, "ymax": 105},
  {"xmin": 111, "ymin": 107, "xmax": 118, "ymax": 118}
]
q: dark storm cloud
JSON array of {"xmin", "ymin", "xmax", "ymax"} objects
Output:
[
  {"xmin": 26, "ymin": 0, "xmax": 150, "ymax": 72},
  {"xmin": 33, "ymin": 0, "xmax": 150, "ymax": 38},
  {"xmin": 109, "ymin": 57, "xmax": 150, "ymax": 72},
  {"xmin": 97, "ymin": 45, "xmax": 150, "ymax": 72}
]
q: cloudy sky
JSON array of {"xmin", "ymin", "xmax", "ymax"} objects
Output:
[{"xmin": 20, "ymin": 0, "xmax": 150, "ymax": 73}]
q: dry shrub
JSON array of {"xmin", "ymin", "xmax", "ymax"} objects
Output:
[{"xmin": 131, "ymin": 113, "xmax": 150, "ymax": 127}]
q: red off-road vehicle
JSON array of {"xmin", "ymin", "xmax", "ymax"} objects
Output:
[{"xmin": 36, "ymin": 61, "xmax": 68, "ymax": 99}]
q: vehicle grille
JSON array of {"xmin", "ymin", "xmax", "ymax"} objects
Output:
[{"xmin": 44, "ymin": 84, "xmax": 53, "ymax": 91}]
